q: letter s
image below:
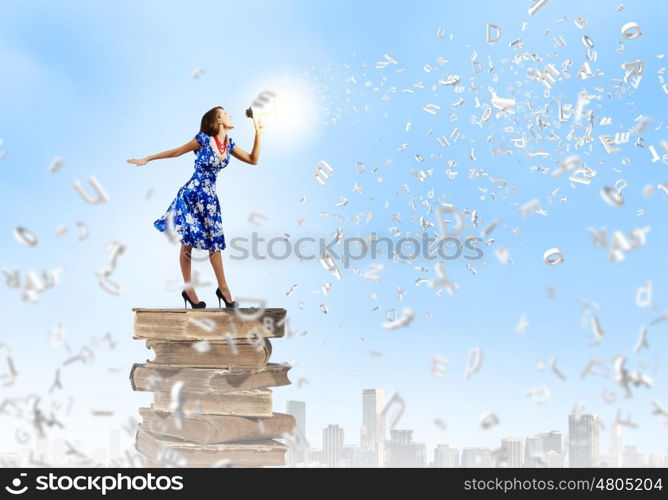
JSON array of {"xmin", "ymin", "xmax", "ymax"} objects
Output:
[
  {"xmin": 464, "ymin": 236, "xmax": 483, "ymax": 260},
  {"xmin": 36, "ymin": 476, "xmax": 48, "ymax": 490}
]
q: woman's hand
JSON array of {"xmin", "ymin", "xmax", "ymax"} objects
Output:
[
  {"xmin": 253, "ymin": 116, "xmax": 264, "ymax": 136},
  {"xmin": 127, "ymin": 157, "xmax": 149, "ymax": 166}
]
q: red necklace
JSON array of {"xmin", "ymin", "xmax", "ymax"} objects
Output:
[{"xmin": 213, "ymin": 134, "xmax": 227, "ymax": 155}]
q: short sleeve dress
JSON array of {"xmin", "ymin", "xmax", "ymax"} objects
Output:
[{"xmin": 153, "ymin": 132, "xmax": 236, "ymax": 251}]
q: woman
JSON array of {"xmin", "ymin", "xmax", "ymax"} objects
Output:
[{"xmin": 127, "ymin": 106, "xmax": 263, "ymax": 309}]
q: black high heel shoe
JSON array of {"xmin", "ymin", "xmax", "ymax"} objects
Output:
[
  {"xmin": 215, "ymin": 287, "xmax": 238, "ymax": 309},
  {"xmin": 182, "ymin": 289, "xmax": 206, "ymax": 309}
]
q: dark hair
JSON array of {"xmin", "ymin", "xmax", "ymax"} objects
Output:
[{"xmin": 194, "ymin": 106, "xmax": 223, "ymax": 154}]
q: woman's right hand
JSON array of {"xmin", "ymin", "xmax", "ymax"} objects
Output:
[{"xmin": 127, "ymin": 157, "xmax": 148, "ymax": 166}]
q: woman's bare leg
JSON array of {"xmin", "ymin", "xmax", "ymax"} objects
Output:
[
  {"xmin": 209, "ymin": 250, "xmax": 233, "ymax": 302},
  {"xmin": 180, "ymin": 244, "xmax": 201, "ymax": 302}
]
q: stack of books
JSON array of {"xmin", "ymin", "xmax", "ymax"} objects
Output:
[{"xmin": 129, "ymin": 307, "xmax": 295, "ymax": 467}]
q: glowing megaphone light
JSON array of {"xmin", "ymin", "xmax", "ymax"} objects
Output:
[{"xmin": 247, "ymin": 90, "xmax": 278, "ymax": 120}]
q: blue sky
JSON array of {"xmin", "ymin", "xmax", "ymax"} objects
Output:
[{"xmin": 1, "ymin": 0, "xmax": 668, "ymax": 463}]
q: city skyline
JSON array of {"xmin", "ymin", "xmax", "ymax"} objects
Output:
[
  {"xmin": 284, "ymin": 390, "xmax": 668, "ymax": 468},
  {"xmin": 1, "ymin": 393, "xmax": 666, "ymax": 468}
]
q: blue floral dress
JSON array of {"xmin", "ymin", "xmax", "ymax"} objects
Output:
[{"xmin": 154, "ymin": 132, "xmax": 235, "ymax": 251}]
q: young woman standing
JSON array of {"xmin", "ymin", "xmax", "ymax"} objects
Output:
[{"xmin": 127, "ymin": 106, "xmax": 263, "ymax": 309}]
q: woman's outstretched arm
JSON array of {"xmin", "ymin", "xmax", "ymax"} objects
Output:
[{"xmin": 127, "ymin": 138, "xmax": 200, "ymax": 166}]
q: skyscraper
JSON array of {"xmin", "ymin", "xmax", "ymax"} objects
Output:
[
  {"xmin": 525, "ymin": 431, "xmax": 562, "ymax": 467},
  {"xmin": 524, "ymin": 436, "xmax": 542, "ymax": 467},
  {"xmin": 500, "ymin": 437, "xmax": 523, "ymax": 467},
  {"xmin": 361, "ymin": 389, "xmax": 385, "ymax": 467},
  {"xmin": 323, "ymin": 424, "xmax": 344, "ymax": 467},
  {"xmin": 386, "ymin": 430, "xmax": 426, "ymax": 467},
  {"xmin": 609, "ymin": 421, "xmax": 623, "ymax": 468},
  {"xmin": 286, "ymin": 400, "xmax": 307, "ymax": 465},
  {"xmin": 568, "ymin": 413, "xmax": 600, "ymax": 467},
  {"xmin": 542, "ymin": 431, "xmax": 562, "ymax": 455},
  {"xmin": 434, "ymin": 444, "xmax": 459, "ymax": 467}
]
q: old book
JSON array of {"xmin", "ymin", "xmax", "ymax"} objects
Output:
[
  {"xmin": 139, "ymin": 406, "xmax": 296, "ymax": 444},
  {"xmin": 130, "ymin": 362, "xmax": 291, "ymax": 394},
  {"xmin": 152, "ymin": 389, "xmax": 273, "ymax": 417},
  {"xmin": 144, "ymin": 338, "xmax": 272, "ymax": 368},
  {"xmin": 135, "ymin": 424, "xmax": 287, "ymax": 467},
  {"xmin": 132, "ymin": 308, "xmax": 286, "ymax": 340}
]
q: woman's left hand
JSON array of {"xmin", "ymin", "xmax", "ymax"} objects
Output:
[{"xmin": 127, "ymin": 157, "xmax": 149, "ymax": 166}]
